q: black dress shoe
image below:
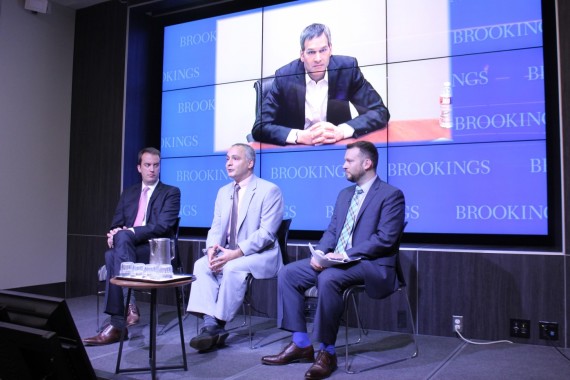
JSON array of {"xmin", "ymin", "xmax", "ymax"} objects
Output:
[
  {"xmin": 261, "ymin": 342, "xmax": 315, "ymax": 365},
  {"xmin": 189, "ymin": 325, "xmax": 229, "ymax": 351},
  {"xmin": 304, "ymin": 350, "xmax": 337, "ymax": 379},
  {"xmin": 83, "ymin": 324, "xmax": 128, "ymax": 346},
  {"xmin": 126, "ymin": 304, "xmax": 140, "ymax": 326}
]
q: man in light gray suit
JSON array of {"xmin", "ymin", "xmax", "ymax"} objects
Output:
[{"xmin": 187, "ymin": 143, "xmax": 284, "ymax": 351}]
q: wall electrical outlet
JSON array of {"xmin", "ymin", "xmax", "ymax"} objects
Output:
[
  {"xmin": 510, "ymin": 318, "xmax": 531, "ymax": 338},
  {"xmin": 538, "ymin": 321, "xmax": 559, "ymax": 340},
  {"xmin": 452, "ymin": 315, "xmax": 463, "ymax": 333}
]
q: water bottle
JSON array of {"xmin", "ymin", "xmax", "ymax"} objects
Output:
[{"xmin": 439, "ymin": 81, "xmax": 452, "ymax": 128}]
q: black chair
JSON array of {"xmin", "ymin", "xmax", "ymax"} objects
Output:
[
  {"xmin": 304, "ymin": 221, "xmax": 417, "ymax": 373},
  {"xmin": 96, "ymin": 217, "xmax": 183, "ymax": 331},
  {"xmin": 247, "ymin": 77, "xmax": 275, "ymax": 142},
  {"xmin": 243, "ymin": 217, "xmax": 292, "ymax": 348}
]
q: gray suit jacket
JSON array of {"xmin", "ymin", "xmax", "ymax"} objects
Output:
[{"xmin": 206, "ymin": 175, "xmax": 284, "ymax": 279}]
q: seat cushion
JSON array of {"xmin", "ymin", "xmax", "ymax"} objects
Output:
[{"xmin": 304, "ymin": 286, "xmax": 319, "ymax": 298}]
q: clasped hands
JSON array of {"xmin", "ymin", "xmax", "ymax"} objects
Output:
[
  {"xmin": 297, "ymin": 122, "xmax": 344, "ymax": 146},
  {"xmin": 207, "ymin": 244, "xmax": 244, "ymax": 273},
  {"xmin": 107, "ymin": 227, "xmax": 128, "ymax": 248}
]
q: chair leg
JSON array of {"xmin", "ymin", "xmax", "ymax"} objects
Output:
[
  {"xmin": 402, "ymin": 290, "xmax": 419, "ymax": 359},
  {"xmin": 96, "ymin": 289, "xmax": 105, "ymax": 332},
  {"xmin": 247, "ymin": 302, "xmax": 253, "ymax": 349},
  {"xmin": 96, "ymin": 291, "xmax": 100, "ymax": 332},
  {"xmin": 344, "ymin": 287, "xmax": 418, "ymax": 374},
  {"xmin": 349, "ymin": 292, "xmax": 367, "ymax": 341},
  {"xmin": 158, "ymin": 284, "xmax": 189, "ymax": 335}
]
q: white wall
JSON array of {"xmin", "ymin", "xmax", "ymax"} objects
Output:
[{"xmin": 0, "ymin": 1, "xmax": 75, "ymax": 289}]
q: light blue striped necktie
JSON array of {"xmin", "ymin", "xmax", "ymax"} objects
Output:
[{"xmin": 335, "ymin": 186, "xmax": 363, "ymax": 254}]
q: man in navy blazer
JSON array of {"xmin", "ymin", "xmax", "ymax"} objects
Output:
[
  {"xmin": 84, "ymin": 147, "xmax": 181, "ymax": 346},
  {"xmin": 251, "ymin": 23, "xmax": 389, "ymax": 146},
  {"xmin": 262, "ymin": 141, "xmax": 405, "ymax": 379}
]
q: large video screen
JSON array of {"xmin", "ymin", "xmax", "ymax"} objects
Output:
[{"xmin": 159, "ymin": 0, "xmax": 555, "ymax": 240}]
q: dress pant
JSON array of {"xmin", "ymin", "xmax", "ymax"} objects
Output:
[
  {"xmin": 277, "ymin": 258, "xmax": 366, "ymax": 345},
  {"xmin": 187, "ymin": 254, "xmax": 253, "ymax": 322},
  {"xmin": 104, "ymin": 230, "xmax": 150, "ymax": 316}
]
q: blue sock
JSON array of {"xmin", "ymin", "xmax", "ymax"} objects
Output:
[
  {"xmin": 203, "ymin": 314, "xmax": 218, "ymax": 328},
  {"xmin": 319, "ymin": 342, "xmax": 335, "ymax": 356},
  {"xmin": 292, "ymin": 332, "xmax": 311, "ymax": 348}
]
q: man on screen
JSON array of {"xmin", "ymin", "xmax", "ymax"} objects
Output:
[
  {"xmin": 83, "ymin": 147, "xmax": 181, "ymax": 346},
  {"xmin": 186, "ymin": 143, "xmax": 284, "ymax": 352},
  {"xmin": 251, "ymin": 23, "xmax": 389, "ymax": 146},
  {"xmin": 261, "ymin": 141, "xmax": 405, "ymax": 379}
]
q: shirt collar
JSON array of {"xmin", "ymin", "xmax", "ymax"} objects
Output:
[
  {"xmin": 358, "ymin": 175, "xmax": 377, "ymax": 195},
  {"xmin": 305, "ymin": 70, "xmax": 328, "ymax": 85},
  {"xmin": 235, "ymin": 173, "xmax": 253, "ymax": 189},
  {"xmin": 143, "ymin": 181, "xmax": 158, "ymax": 192}
]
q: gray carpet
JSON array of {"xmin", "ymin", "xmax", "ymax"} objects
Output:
[{"xmin": 68, "ymin": 296, "xmax": 570, "ymax": 379}]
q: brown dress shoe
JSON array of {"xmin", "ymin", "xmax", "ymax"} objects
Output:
[
  {"xmin": 261, "ymin": 342, "xmax": 315, "ymax": 365},
  {"xmin": 83, "ymin": 324, "xmax": 128, "ymax": 346},
  {"xmin": 126, "ymin": 304, "xmax": 140, "ymax": 326},
  {"xmin": 304, "ymin": 350, "xmax": 337, "ymax": 380}
]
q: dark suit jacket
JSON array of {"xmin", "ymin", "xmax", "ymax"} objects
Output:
[
  {"xmin": 318, "ymin": 177, "xmax": 405, "ymax": 299},
  {"xmin": 252, "ymin": 55, "xmax": 389, "ymax": 146},
  {"xmin": 110, "ymin": 181, "xmax": 181, "ymax": 244}
]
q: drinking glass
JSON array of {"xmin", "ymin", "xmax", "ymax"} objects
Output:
[
  {"xmin": 158, "ymin": 264, "xmax": 173, "ymax": 279},
  {"xmin": 144, "ymin": 263, "xmax": 159, "ymax": 280},
  {"xmin": 133, "ymin": 263, "xmax": 145, "ymax": 277},
  {"xmin": 119, "ymin": 262, "xmax": 134, "ymax": 277}
]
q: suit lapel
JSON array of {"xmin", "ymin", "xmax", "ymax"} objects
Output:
[
  {"xmin": 336, "ymin": 186, "xmax": 355, "ymax": 232},
  {"xmin": 327, "ymin": 57, "xmax": 339, "ymax": 97},
  {"xmin": 293, "ymin": 63, "xmax": 306, "ymax": 122},
  {"xmin": 127, "ymin": 185, "xmax": 142, "ymax": 225},
  {"xmin": 220, "ymin": 184, "xmax": 233, "ymax": 238},
  {"xmin": 145, "ymin": 182, "xmax": 162, "ymax": 223},
  {"xmin": 238, "ymin": 176, "xmax": 257, "ymax": 231}
]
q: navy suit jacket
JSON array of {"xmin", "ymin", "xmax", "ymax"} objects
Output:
[
  {"xmin": 110, "ymin": 181, "xmax": 181, "ymax": 244},
  {"xmin": 319, "ymin": 177, "xmax": 405, "ymax": 299},
  {"xmin": 252, "ymin": 55, "xmax": 389, "ymax": 146}
]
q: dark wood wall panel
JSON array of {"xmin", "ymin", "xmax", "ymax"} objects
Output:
[
  {"xmin": 67, "ymin": 235, "xmax": 108, "ymax": 298},
  {"xmin": 67, "ymin": 1, "xmax": 128, "ymax": 237},
  {"xmin": 417, "ymin": 251, "xmax": 564, "ymax": 345}
]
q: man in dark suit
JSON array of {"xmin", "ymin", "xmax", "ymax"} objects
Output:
[
  {"xmin": 251, "ymin": 23, "xmax": 389, "ymax": 146},
  {"xmin": 261, "ymin": 141, "xmax": 405, "ymax": 379},
  {"xmin": 83, "ymin": 147, "xmax": 181, "ymax": 346}
]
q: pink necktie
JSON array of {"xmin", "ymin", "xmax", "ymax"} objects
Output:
[{"xmin": 133, "ymin": 186, "xmax": 149, "ymax": 227}]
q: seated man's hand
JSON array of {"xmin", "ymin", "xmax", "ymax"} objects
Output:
[
  {"xmin": 107, "ymin": 227, "xmax": 127, "ymax": 248},
  {"xmin": 209, "ymin": 246, "xmax": 244, "ymax": 273},
  {"xmin": 304, "ymin": 122, "xmax": 344, "ymax": 145},
  {"xmin": 296, "ymin": 128, "xmax": 316, "ymax": 145},
  {"xmin": 206, "ymin": 245, "xmax": 219, "ymax": 262},
  {"xmin": 326, "ymin": 252, "xmax": 345, "ymax": 261},
  {"xmin": 310, "ymin": 257, "xmax": 325, "ymax": 272}
]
